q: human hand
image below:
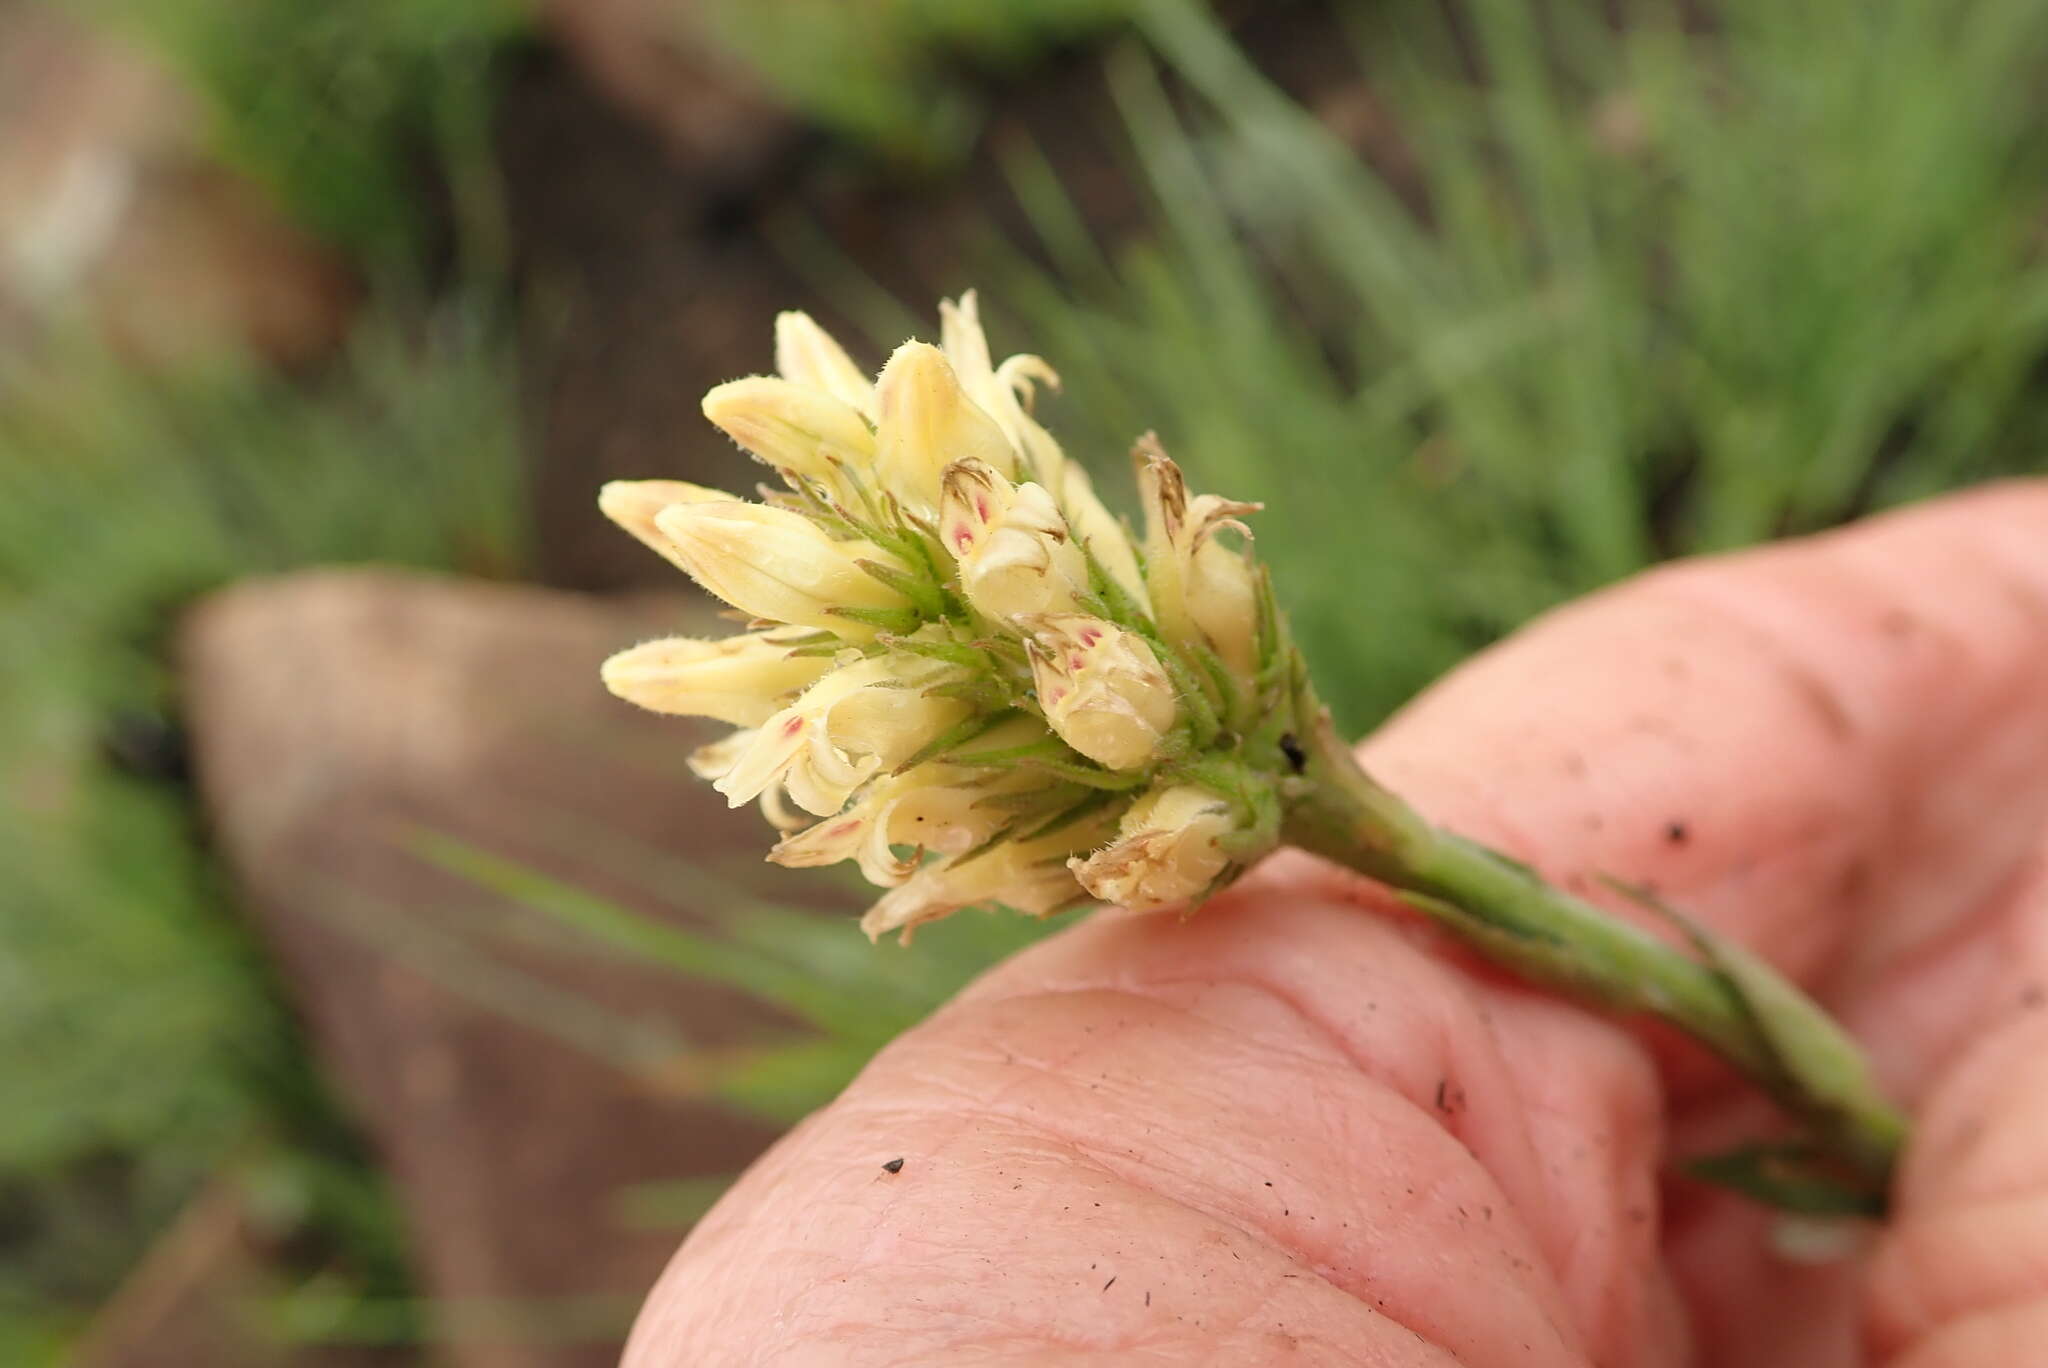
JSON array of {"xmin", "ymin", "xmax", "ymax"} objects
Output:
[{"xmin": 625, "ymin": 482, "xmax": 2048, "ymax": 1366}]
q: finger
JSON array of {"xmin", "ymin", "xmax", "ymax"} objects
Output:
[
  {"xmin": 1863, "ymin": 836, "xmax": 2048, "ymax": 1363},
  {"xmin": 629, "ymin": 890, "xmax": 1679, "ymax": 1366}
]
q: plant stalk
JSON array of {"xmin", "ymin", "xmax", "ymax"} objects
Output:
[{"xmin": 1280, "ymin": 706, "xmax": 1907, "ymax": 1212}]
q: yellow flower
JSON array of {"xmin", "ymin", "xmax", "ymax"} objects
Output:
[
  {"xmin": 713, "ymin": 654, "xmax": 972, "ymax": 816},
  {"xmin": 1070, "ymin": 784, "xmax": 1236, "ymax": 911},
  {"xmin": 935, "ymin": 295, "xmax": 1148, "ymax": 606},
  {"xmin": 872, "ymin": 340, "xmax": 1017, "ymax": 512},
  {"xmin": 600, "ymin": 629, "xmax": 832, "ymax": 726},
  {"xmin": 939, "ymin": 291, "xmax": 1065, "ymax": 486},
  {"xmin": 597, "ymin": 479, "xmax": 738, "ymax": 573},
  {"xmin": 1025, "ymin": 614, "xmax": 1177, "ymax": 771},
  {"xmin": 774, "ymin": 310, "xmax": 876, "ymax": 416},
  {"xmin": 1136, "ymin": 436, "xmax": 1262, "ymax": 679},
  {"xmin": 860, "ymin": 812, "xmax": 1115, "ymax": 941},
  {"xmin": 939, "ymin": 459, "xmax": 1087, "ymax": 624},
  {"xmin": 701, "ymin": 377, "xmax": 876, "ymax": 501},
  {"xmin": 652, "ymin": 500, "xmax": 911, "ymax": 634},
  {"xmin": 768, "ymin": 721, "xmax": 1054, "ymax": 886}
]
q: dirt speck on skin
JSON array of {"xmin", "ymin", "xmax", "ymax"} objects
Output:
[
  {"xmin": 881, "ymin": 1157, "xmax": 904, "ymax": 1174},
  {"xmin": 1665, "ymin": 820, "xmax": 1689, "ymax": 845},
  {"xmin": 1103, "ymin": 1275, "xmax": 1116, "ymax": 1292}
]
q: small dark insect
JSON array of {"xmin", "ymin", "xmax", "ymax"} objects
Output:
[
  {"xmin": 881, "ymin": 1157, "xmax": 905, "ymax": 1174},
  {"xmin": 1279, "ymin": 732, "xmax": 1306, "ymax": 774}
]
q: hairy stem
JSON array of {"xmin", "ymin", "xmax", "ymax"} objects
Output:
[{"xmin": 1280, "ymin": 706, "xmax": 1907, "ymax": 1210}]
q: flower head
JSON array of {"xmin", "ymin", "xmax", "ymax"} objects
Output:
[{"xmin": 599, "ymin": 294, "xmax": 1293, "ymax": 938}]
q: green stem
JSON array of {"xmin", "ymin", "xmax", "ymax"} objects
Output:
[{"xmin": 1281, "ymin": 706, "xmax": 1907, "ymax": 1209}]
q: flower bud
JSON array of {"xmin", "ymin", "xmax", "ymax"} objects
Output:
[
  {"xmin": 601, "ymin": 630, "xmax": 831, "ymax": 726},
  {"xmin": 1070, "ymin": 784, "xmax": 1236, "ymax": 911},
  {"xmin": 598, "ymin": 480, "xmax": 738, "ymax": 572},
  {"xmin": 714, "ymin": 655, "xmax": 972, "ymax": 816},
  {"xmin": 653, "ymin": 501, "xmax": 913, "ymax": 635},
  {"xmin": 774, "ymin": 310, "xmax": 875, "ymax": 416},
  {"xmin": 933, "ymin": 294, "xmax": 1145, "ymax": 606},
  {"xmin": 701, "ymin": 377, "xmax": 876, "ymax": 497},
  {"xmin": 1136, "ymin": 437, "xmax": 1261, "ymax": 676},
  {"xmin": 939, "ymin": 459, "xmax": 1087, "ymax": 624},
  {"xmin": 859, "ymin": 811, "xmax": 1116, "ymax": 941},
  {"xmin": 1026, "ymin": 614, "xmax": 1177, "ymax": 771},
  {"xmin": 1184, "ymin": 538, "xmax": 1260, "ymax": 678},
  {"xmin": 873, "ymin": 341, "xmax": 1016, "ymax": 511}
]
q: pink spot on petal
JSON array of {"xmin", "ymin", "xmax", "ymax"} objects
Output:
[{"xmin": 780, "ymin": 716, "xmax": 805, "ymax": 738}]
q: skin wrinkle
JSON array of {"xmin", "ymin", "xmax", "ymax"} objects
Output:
[
  {"xmin": 1113, "ymin": 966, "xmax": 1586, "ymax": 1304},
  {"xmin": 805, "ymin": 1006, "xmax": 1466, "ymax": 1359},
  {"xmin": 886, "ymin": 984, "xmax": 1581, "ymax": 1363},
  {"xmin": 1895, "ymin": 1014, "xmax": 2048, "ymax": 1211},
  {"xmin": 956, "ymin": 907, "xmax": 1665, "ymax": 1364},
  {"xmin": 1866, "ymin": 1192, "xmax": 2048, "ymax": 1354},
  {"xmin": 969, "ymin": 917, "xmax": 1567, "ymax": 1241},
  {"xmin": 1480, "ymin": 999, "xmax": 1664, "ymax": 1361},
  {"xmin": 1837, "ymin": 854, "xmax": 2048, "ymax": 1103},
  {"xmin": 1885, "ymin": 1300, "xmax": 2048, "ymax": 1368},
  {"xmin": 739, "ymin": 1136, "xmax": 1391, "ymax": 1364}
]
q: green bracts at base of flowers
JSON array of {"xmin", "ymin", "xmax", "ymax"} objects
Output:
[{"xmin": 597, "ymin": 291, "xmax": 1907, "ymax": 1215}]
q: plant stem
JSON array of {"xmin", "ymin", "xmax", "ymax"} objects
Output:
[{"xmin": 1280, "ymin": 706, "xmax": 1907, "ymax": 1209}]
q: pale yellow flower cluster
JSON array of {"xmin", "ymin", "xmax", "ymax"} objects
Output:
[{"xmin": 600, "ymin": 294, "xmax": 1282, "ymax": 939}]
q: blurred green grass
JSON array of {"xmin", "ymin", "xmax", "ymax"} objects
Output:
[
  {"xmin": 4, "ymin": 1, "xmax": 526, "ymax": 1351},
  {"xmin": 0, "ymin": 306, "xmax": 526, "ymax": 1357},
  {"xmin": 7, "ymin": 0, "xmax": 2048, "ymax": 1359},
  {"xmin": 704, "ymin": 0, "xmax": 1139, "ymax": 165},
  {"xmin": 973, "ymin": 0, "xmax": 2048, "ymax": 728}
]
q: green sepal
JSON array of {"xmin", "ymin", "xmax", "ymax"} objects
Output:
[
  {"xmin": 1604, "ymin": 877, "xmax": 1907, "ymax": 1182},
  {"xmin": 879, "ymin": 635, "xmax": 996, "ymax": 672},
  {"xmin": 1685, "ymin": 1144, "xmax": 1887, "ymax": 1218},
  {"xmin": 890, "ymin": 709, "xmax": 1021, "ymax": 774},
  {"xmin": 828, "ymin": 604, "xmax": 926, "ymax": 633},
  {"xmin": 854, "ymin": 559, "xmax": 943, "ymax": 616}
]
